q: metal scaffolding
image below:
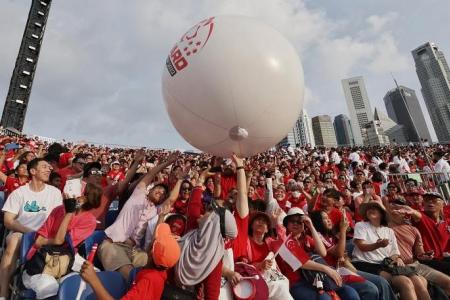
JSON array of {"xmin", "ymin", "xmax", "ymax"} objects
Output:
[{"xmin": 1, "ymin": 0, "xmax": 52, "ymax": 132}]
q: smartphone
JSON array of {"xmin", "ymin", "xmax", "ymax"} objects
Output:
[{"xmin": 64, "ymin": 178, "xmax": 82, "ymax": 198}]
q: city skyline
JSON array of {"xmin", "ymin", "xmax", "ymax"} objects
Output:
[{"xmin": 1, "ymin": 1, "xmax": 449, "ymax": 148}]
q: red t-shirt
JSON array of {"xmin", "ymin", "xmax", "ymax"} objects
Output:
[
  {"xmin": 255, "ymin": 186, "xmax": 266, "ymax": 200},
  {"xmin": 220, "ymin": 175, "xmax": 237, "ymax": 199},
  {"xmin": 28, "ymin": 205, "xmax": 97, "ymax": 259},
  {"xmin": 122, "ymin": 269, "xmax": 167, "ymax": 300},
  {"xmin": 58, "ymin": 166, "xmax": 78, "ymax": 190},
  {"xmin": 249, "ymin": 239, "xmax": 270, "ymax": 263},
  {"xmin": 59, "ymin": 152, "xmax": 74, "ymax": 169},
  {"xmin": 172, "ymin": 198, "xmax": 189, "ymax": 215},
  {"xmin": 107, "ymin": 170, "xmax": 125, "ymax": 182},
  {"xmin": 328, "ymin": 207, "xmax": 353, "ymax": 228},
  {"xmin": 4, "ymin": 177, "xmax": 28, "ymax": 196},
  {"xmin": 232, "ymin": 213, "xmax": 249, "ymax": 262},
  {"xmin": 414, "ymin": 213, "xmax": 450, "ymax": 259}
]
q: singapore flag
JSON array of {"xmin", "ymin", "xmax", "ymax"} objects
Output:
[{"xmin": 275, "ymin": 236, "xmax": 305, "ymax": 272}]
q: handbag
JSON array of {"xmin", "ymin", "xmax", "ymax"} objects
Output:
[
  {"xmin": 301, "ymin": 254, "xmax": 339, "ymax": 291},
  {"xmin": 25, "ymin": 245, "xmax": 74, "ymax": 279},
  {"xmin": 381, "ymin": 257, "xmax": 417, "ymax": 276}
]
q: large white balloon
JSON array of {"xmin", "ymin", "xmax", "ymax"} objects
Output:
[{"xmin": 162, "ymin": 15, "xmax": 304, "ymax": 157}]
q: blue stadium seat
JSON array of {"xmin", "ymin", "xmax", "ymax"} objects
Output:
[
  {"xmin": 127, "ymin": 267, "xmax": 142, "ymax": 289},
  {"xmin": 58, "ymin": 272, "xmax": 127, "ymax": 300},
  {"xmin": 82, "ymin": 230, "xmax": 106, "ymax": 270}
]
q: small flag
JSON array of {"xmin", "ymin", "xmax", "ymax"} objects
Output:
[
  {"xmin": 275, "ymin": 236, "xmax": 306, "ymax": 272},
  {"xmin": 337, "ymin": 267, "xmax": 365, "ymax": 284}
]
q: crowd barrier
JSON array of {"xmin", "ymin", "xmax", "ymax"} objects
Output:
[{"xmin": 387, "ymin": 172, "xmax": 450, "ymax": 202}]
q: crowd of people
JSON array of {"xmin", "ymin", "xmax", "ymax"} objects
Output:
[{"xmin": 0, "ymin": 133, "xmax": 449, "ymax": 300}]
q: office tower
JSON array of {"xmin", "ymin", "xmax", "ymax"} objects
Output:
[
  {"xmin": 341, "ymin": 76, "xmax": 374, "ymax": 145},
  {"xmin": 333, "ymin": 114, "xmax": 355, "ymax": 146},
  {"xmin": 412, "ymin": 42, "xmax": 450, "ymax": 142},
  {"xmin": 295, "ymin": 109, "xmax": 315, "ymax": 147},
  {"xmin": 383, "ymin": 86, "xmax": 432, "ymax": 142},
  {"xmin": 279, "ymin": 109, "xmax": 315, "ymax": 148},
  {"xmin": 311, "ymin": 115, "xmax": 337, "ymax": 147},
  {"xmin": 374, "ymin": 108, "xmax": 408, "ymax": 144}
]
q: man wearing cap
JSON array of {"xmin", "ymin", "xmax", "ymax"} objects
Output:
[
  {"xmin": 406, "ymin": 192, "xmax": 450, "ymax": 275},
  {"xmin": 388, "ymin": 197, "xmax": 450, "ymax": 296},
  {"xmin": 81, "ymin": 223, "xmax": 181, "ymax": 299},
  {"xmin": 106, "ymin": 161, "xmax": 125, "ymax": 185}
]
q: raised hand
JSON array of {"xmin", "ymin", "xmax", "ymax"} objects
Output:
[{"xmin": 231, "ymin": 153, "xmax": 244, "ymax": 168}]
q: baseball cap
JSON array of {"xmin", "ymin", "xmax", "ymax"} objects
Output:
[
  {"xmin": 423, "ymin": 192, "xmax": 444, "ymax": 201},
  {"xmin": 110, "ymin": 161, "xmax": 120, "ymax": 167},
  {"xmin": 283, "ymin": 207, "xmax": 305, "ymax": 227},
  {"xmin": 152, "ymin": 223, "xmax": 181, "ymax": 268}
]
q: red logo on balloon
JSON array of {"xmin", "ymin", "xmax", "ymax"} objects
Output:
[{"xmin": 166, "ymin": 17, "xmax": 215, "ymax": 76}]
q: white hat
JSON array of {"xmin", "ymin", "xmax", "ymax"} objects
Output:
[
  {"xmin": 283, "ymin": 207, "xmax": 305, "ymax": 227},
  {"xmin": 110, "ymin": 161, "xmax": 120, "ymax": 168}
]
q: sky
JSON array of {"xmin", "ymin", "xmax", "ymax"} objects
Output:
[{"xmin": 1, "ymin": 0, "xmax": 449, "ymax": 149}]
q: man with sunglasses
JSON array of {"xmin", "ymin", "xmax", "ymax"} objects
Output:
[{"xmin": 58, "ymin": 153, "xmax": 86, "ymax": 190}]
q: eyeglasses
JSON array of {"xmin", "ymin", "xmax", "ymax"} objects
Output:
[
  {"xmin": 304, "ymin": 181, "xmax": 311, "ymax": 184},
  {"xmin": 356, "ymin": 173, "xmax": 364, "ymax": 176},
  {"xmin": 181, "ymin": 187, "xmax": 191, "ymax": 191}
]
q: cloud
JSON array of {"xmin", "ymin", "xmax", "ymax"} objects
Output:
[
  {"xmin": 366, "ymin": 12, "xmax": 398, "ymax": 33},
  {"xmin": 0, "ymin": 1, "xmax": 440, "ymax": 146}
]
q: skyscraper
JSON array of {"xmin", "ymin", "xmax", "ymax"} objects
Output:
[
  {"xmin": 312, "ymin": 115, "xmax": 337, "ymax": 147},
  {"xmin": 278, "ymin": 109, "xmax": 315, "ymax": 148},
  {"xmin": 412, "ymin": 42, "xmax": 450, "ymax": 142},
  {"xmin": 295, "ymin": 109, "xmax": 315, "ymax": 147},
  {"xmin": 333, "ymin": 114, "xmax": 354, "ymax": 146},
  {"xmin": 383, "ymin": 86, "xmax": 432, "ymax": 143},
  {"xmin": 341, "ymin": 76, "xmax": 374, "ymax": 145},
  {"xmin": 374, "ymin": 108, "xmax": 408, "ymax": 144}
]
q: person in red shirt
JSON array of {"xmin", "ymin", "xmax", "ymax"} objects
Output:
[
  {"xmin": 106, "ymin": 161, "xmax": 125, "ymax": 185},
  {"xmin": 408, "ymin": 192, "xmax": 450, "ymax": 275},
  {"xmin": 0, "ymin": 160, "xmax": 29, "ymax": 197},
  {"xmin": 171, "ymin": 180, "xmax": 192, "ymax": 215},
  {"xmin": 276, "ymin": 208, "xmax": 359, "ymax": 299},
  {"xmin": 81, "ymin": 223, "xmax": 181, "ymax": 300},
  {"xmin": 318, "ymin": 188, "xmax": 353, "ymax": 231},
  {"xmin": 58, "ymin": 154, "xmax": 86, "ymax": 190}
]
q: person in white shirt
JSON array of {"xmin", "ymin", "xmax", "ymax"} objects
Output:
[
  {"xmin": 330, "ymin": 148, "xmax": 341, "ymax": 165},
  {"xmin": 349, "ymin": 148, "xmax": 361, "ymax": 164},
  {"xmin": 352, "ymin": 202, "xmax": 425, "ymax": 300},
  {"xmin": 393, "ymin": 151, "xmax": 410, "ymax": 173},
  {"xmin": 433, "ymin": 151, "xmax": 450, "ymax": 181},
  {"xmin": 0, "ymin": 158, "xmax": 62, "ymax": 299}
]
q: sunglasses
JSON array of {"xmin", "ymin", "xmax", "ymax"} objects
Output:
[
  {"xmin": 89, "ymin": 170, "xmax": 103, "ymax": 176},
  {"xmin": 288, "ymin": 217, "xmax": 304, "ymax": 225},
  {"xmin": 181, "ymin": 187, "xmax": 191, "ymax": 191}
]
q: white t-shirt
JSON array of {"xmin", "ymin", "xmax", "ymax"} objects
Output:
[
  {"xmin": 352, "ymin": 221, "xmax": 400, "ymax": 264},
  {"xmin": 2, "ymin": 183, "xmax": 63, "ymax": 231}
]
